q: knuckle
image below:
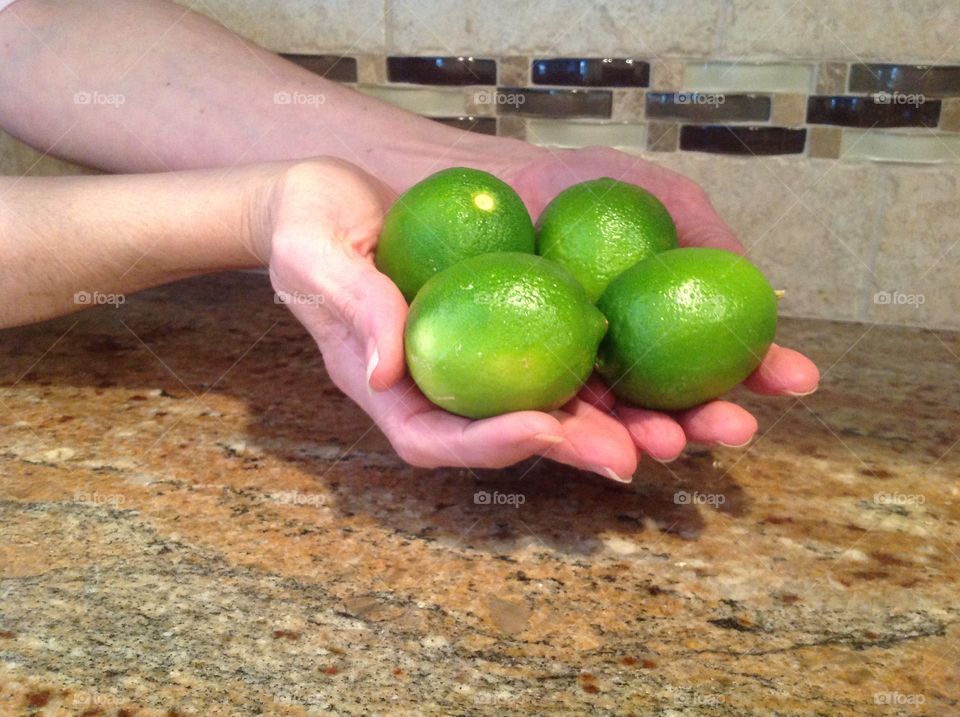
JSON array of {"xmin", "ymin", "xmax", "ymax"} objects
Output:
[{"xmin": 680, "ymin": 178, "xmax": 710, "ymax": 205}]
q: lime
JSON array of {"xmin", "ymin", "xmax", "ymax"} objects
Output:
[
  {"xmin": 376, "ymin": 167, "xmax": 535, "ymax": 301},
  {"xmin": 596, "ymin": 248, "xmax": 777, "ymax": 411},
  {"xmin": 405, "ymin": 252, "xmax": 607, "ymax": 419},
  {"xmin": 536, "ymin": 177, "xmax": 678, "ymax": 302}
]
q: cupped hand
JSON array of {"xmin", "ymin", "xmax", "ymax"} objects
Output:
[
  {"xmin": 497, "ymin": 145, "xmax": 821, "ymax": 467},
  {"xmin": 259, "ymin": 158, "xmax": 638, "ymax": 481}
]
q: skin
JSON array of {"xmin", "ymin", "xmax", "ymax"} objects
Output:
[{"xmin": 0, "ymin": 0, "xmax": 820, "ymax": 481}]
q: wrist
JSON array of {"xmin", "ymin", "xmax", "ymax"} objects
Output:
[
  {"xmin": 243, "ymin": 161, "xmax": 289, "ymax": 266},
  {"xmin": 362, "ymin": 130, "xmax": 548, "ymax": 193}
]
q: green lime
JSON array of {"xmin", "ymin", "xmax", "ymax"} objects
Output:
[
  {"xmin": 405, "ymin": 252, "xmax": 607, "ymax": 419},
  {"xmin": 536, "ymin": 177, "xmax": 678, "ymax": 302},
  {"xmin": 376, "ymin": 167, "xmax": 535, "ymax": 301},
  {"xmin": 596, "ymin": 248, "xmax": 777, "ymax": 411}
]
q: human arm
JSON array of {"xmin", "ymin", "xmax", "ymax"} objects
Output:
[
  {"xmin": 0, "ymin": 0, "xmax": 819, "ymax": 469},
  {"xmin": 0, "ymin": 157, "xmax": 638, "ymax": 478}
]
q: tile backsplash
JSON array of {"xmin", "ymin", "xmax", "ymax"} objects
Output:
[
  {"xmin": 283, "ymin": 53, "xmax": 960, "ymax": 164},
  {"xmin": 1, "ymin": 0, "xmax": 957, "ymax": 330}
]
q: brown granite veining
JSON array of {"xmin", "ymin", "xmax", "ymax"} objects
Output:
[{"xmin": 0, "ymin": 273, "xmax": 958, "ymax": 716}]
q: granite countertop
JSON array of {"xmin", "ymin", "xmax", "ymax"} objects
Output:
[{"xmin": 0, "ymin": 273, "xmax": 957, "ymax": 716}]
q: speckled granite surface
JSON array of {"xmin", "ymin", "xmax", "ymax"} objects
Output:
[{"xmin": 0, "ymin": 273, "xmax": 957, "ymax": 717}]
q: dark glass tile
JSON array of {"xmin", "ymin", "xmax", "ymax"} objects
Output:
[
  {"xmin": 387, "ymin": 56, "xmax": 496, "ymax": 86},
  {"xmin": 680, "ymin": 126, "xmax": 806, "ymax": 155},
  {"xmin": 281, "ymin": 54, "xmax": 357, "ymax": 82},
  {"xmin": 849, "ymin": 64, "xmax": 960, "ymax": 97},
  {"xmin": 532, "ymin": 58, "xmax": 649, "ymax": 87},
  {"xmin": 430, "ymin": 116, "xmax": 497, "ymax": 135},
  {"xmin": 806, "ymin": 95, "xmax": 940, "ymax": 128},
  {"xmin": 646, "ymin": 92, "xmax": 770, "ymax": 122},
  {"xmin": 494, "ymin": 87, "xmax": 612, "ymax": 118}
]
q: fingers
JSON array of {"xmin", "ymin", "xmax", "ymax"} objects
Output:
[
  {"xmin": 743, "ymin": 343, "xmax": 820, "ymax": 396},
  {"xmin": 675, "ymin": 400, "xmax": 758, "ymax": 447},
  {"xmin": 319, "ymin": 249, "xmax": 409, "ymax": 391},
  {"xmin": 617, "ymin": 407, "xmax": 687, "ymax": 462},
  {"xmin": 543, "ymin": 399, "xmax": 638, "ymax": 481}
]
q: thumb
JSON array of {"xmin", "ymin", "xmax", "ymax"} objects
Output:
[{"xmin": 321, "ymin": 248, "xmax": 409, "ymax": 391}]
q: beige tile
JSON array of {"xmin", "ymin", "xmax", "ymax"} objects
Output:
[
  {"xmin": 497, "ymin": 117, "xmax": 526, "ymax": 140},
  {"xmin": 356, "ymin": 54, "xmax": 386, "ymax": 84},
  {"xmin": 180, "ymin": 0, "xmax": 386, "ymax": 53},
  {"xmin": 866, "ymin": 167, "xmax": 960, "ymax": 330},
  {"xmin": 646, "ymin": 122, "xmax": 679, "ymax": 152},
  {"xmin": 356, "ymin": 85, "xmax": 465, "ymax": 116},
  {"xmin": 498, "ymin": 57, "xmax": 530, "ymax": 87},
  {"xmin": 723, "ymin": 0, "xmax": 960, "ymax": 62},
  {"xmin": 526, "ymin": 120, "xmax": 646, "ymax": 154},
  {"xmin": 650, "ymin": 59, "xmax": 685, "ymax": 91},
  {"xmin": 389, "ymin": 0, "xmax": 722, "ymax": 56},
  {"xmin": 841, "ymin": 130, "xmax": 960, "ymax": 163},
  {"xmin": 808, "ymin": 127, "xmax": 842, "ymax": 159},
  {"xmin": 650, "ymin": 152, "xmax": 881, "ymax": 322},
  {"xmin": 0, "ymin": 131, "xmax": 96, "ymax": 177},
  {"xmin": 683, "ymin": 62, "xmax": 814, "ymax": 93},
  {"xmin": 816, "ymin": 63, "xmax": 848, "ymax": 94},
  {"xmin": 770, "ymin": 94, "xmax": 807, "ymax": 127},
  {"xmin": 940, "ymin": 99, "xmax": 960, "ymax": 133},
  {"xmin": 611, "ymin": 89, "xmax": 645, "ymax": 122}
]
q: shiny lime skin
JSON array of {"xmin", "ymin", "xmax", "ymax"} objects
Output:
[
  {"xmin": 536, "ymin": 177, "xmax": 678, "ymax": 302},
  {"xmin": 405, "ymin": 252, "xmax": 608, "ymax": 419},
  {"xmin": 376, "ymin": 167, "xmax": 535, "ymax": 302},
  {"xmin": 596, "ymin": 248, "xmax": 777, "ymax": 410}
]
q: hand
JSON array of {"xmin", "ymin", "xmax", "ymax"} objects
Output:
[
  {"xmin": 496, "ymin": 145, "xmax": 821, "ymax": 466},
  {"xmin": 260, "ymin": 159, "xmax": 636, "ymax": 480}
]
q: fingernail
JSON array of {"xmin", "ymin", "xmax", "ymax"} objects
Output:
[
  {"xmin": 534, "ymin": 433, "xmax": 564, "ymax": 444},
  {"xmin": 590, "ymin": 465, "xmax": 632, "ymax": 483},
  {"xmin": 718, "ymin": 438, "xmax": 753, "ymax": 449},
  {"xmin": 366, "ymin": 347, "xmax": 380, "ymax": 391},
  {"xmin": 653, "ymin": 455, "xmax": 681, "ymax": 464},
  {"xmin": 787, "ymin": 384, "xmax": 819, "ymax": 397}
]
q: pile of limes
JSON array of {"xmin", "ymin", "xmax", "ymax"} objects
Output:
[{"xmin": 375, "ymin": 167, "xmax": 777, "ymax": 419}]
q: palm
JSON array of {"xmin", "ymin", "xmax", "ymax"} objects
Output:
[
  {"xmin": 265, "ymin": 160, "xmax": 637, "ymax": 477},
  {"xmin": 267, "ymin": 154, "xmax": 818, "ymax": 480},
  {"xmin": 496, "ymin": 147, "xmax": 820, "ymax": 461}
]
